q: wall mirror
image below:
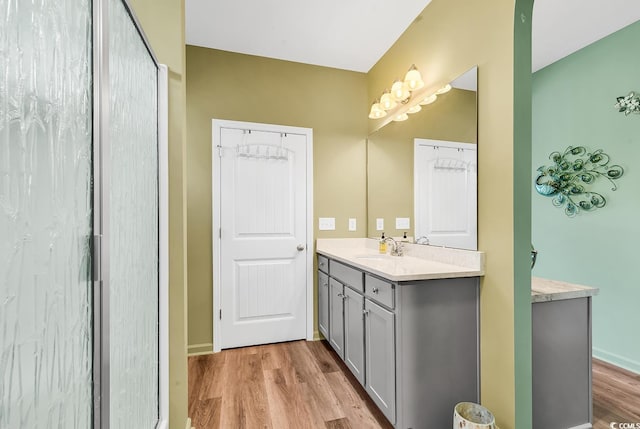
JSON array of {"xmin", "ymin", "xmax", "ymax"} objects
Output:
[{"xmin": 366, "ymin": 66, "xmax": 478, "ymax": 250}]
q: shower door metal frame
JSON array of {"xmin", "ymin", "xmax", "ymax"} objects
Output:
[{"xmin": 92, "ymin": 0, "xmax": 169, "ymax": 427}]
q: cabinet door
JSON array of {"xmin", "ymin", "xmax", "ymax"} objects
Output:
[
  {"xmin": 344, "ymin": 286, "xmax": 365, "ymax": 385},
  {"xmin": 329, "ymin": 278, "xmax": 345, "ymax": 358},
  {"xmin": 365, "ymin": 299, "xmax": 396, "ymax": 424},
  {"xmin": 318, "ymin": 271, "xmax": 330, "ymax": 339}
]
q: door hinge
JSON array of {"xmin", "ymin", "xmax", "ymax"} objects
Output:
[
  {"xmin": 217, "ymin": 145, "xmax": 222, "ymax": 157},
  {"xmin": 219, "ymin": 309, "xmax": 222, "ymax": 320},
  {"xmin": 219, "ymin": 228, "xmax": 222, "ymax": 239}
]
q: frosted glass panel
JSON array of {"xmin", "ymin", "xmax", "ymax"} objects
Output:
[
  {"xmin": 108, "ymin": 0, "xmax": 159, "ymax": 426},
  {"xmin": 0, "ymin": 0, "xmax": 93, "ymax": 427}
]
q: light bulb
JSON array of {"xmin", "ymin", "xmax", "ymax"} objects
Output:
[
  {"xmin": 391, "ymin": 79, "xmax": 411, "ymax": 102},
  {"xmin": 393, "ymin": 113, "xmax": 409, "ymax": 122},
  {"xmin": 407, "ymin": 104, "xmax": 422, "ymax": 114},
  {"xmin": 368, "ymin": 101, "xmax": 387, "ymax": 119},
  {"xmin": 404, "ymin": 65, "xmax": 424, "ymax": 91},
  {"xmin": 380, "ymin": 90, "xmax": 397, "ymax": 110}
]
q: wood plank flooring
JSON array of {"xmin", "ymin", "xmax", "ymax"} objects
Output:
[
  {"xmin": 189, "ymin": 341, "xmax": 640, "ymax": 429},
  {"xmin": 593, "ymin": 358, "xmax": 640, "ymax": 429},
  {"xmin": 188, "ymin": 340, "xmax": 393, "ymax": 429}
]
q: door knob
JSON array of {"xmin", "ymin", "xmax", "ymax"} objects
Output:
[{"xmin": 297, "ymin": 244, "xmax": 305, "ymax": 251}]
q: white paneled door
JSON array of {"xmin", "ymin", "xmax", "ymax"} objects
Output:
[{"xmin": 215, "ymin": 122, "xmax": 311, "ymax": 350}]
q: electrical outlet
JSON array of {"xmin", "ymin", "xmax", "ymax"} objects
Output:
[
  {"xmin": 348, "ymin": 218, "xmax": 357, "ymax": 231},
  {"xmin": 395, "ymin": 217, "xmax": 410, "ymax": 229},
  {"xmin": 318, "ymin": 217, "xmax": 335, "ymax": 231},
  {"xmin": 376, "ymin": 218, "xmax": 384, "ymax": 231}
]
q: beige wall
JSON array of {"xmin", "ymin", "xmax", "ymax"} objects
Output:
[
  {"xmin": 367, "ymin": 88, "xmax": 477, "ymax": 238},
  {"xmin": 185, "ymin": 46, "xmax": 369, "ymax": 351},
  {"xmin": 368, "ymin": 0, "xmax": 533, "ymax": 427},
  {"xmin": 125, "ymin": 0, "xmax": 189, "ymax": 427}
]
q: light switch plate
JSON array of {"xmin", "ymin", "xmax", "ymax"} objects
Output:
[
  {"xmin": 348, "ymin": 218, "xmax": 357, "ymax": 231},
  {"xmin": 376, "ymin": 218, "xmax": 384, "ymax": 231},
  {"xmin": 318, "ymin": 217, "xmax": 335, "ymax": 231},
  {"xmin": 395, "ymin": 217, "xmax": 410, "ymax": 229}
]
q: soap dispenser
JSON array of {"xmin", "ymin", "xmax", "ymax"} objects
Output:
[{"xmin": 379, "ymin": 232, "xmax": 387, "ymax": 254}]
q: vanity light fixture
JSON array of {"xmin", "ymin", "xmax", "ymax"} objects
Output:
[
  {"xmin": 368, "ymin": 99, "xmax": 387, "ymax": 119},
  {"xmin": 369, "ymin": 64, "xmax": 452, "ymax": 123},
  {"xmin": 380, "ymin": 89, "xmax": 397, "ymax": 110},
  {"xmin": 404, "ymin": 64, "xmax": 424, "ymax": 91},
  {"xmin": 391, "ymin": 79, "xmax": 411, "ymax": 102}
]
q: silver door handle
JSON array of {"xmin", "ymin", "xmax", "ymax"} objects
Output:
[{"xmin": 297, "ymin": 244, "xmax": 305, "ymax": 251}]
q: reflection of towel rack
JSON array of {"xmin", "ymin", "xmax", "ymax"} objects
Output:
[{"xmin": 433, "ymin": 158, "xmax": 469, "ymax": 171}]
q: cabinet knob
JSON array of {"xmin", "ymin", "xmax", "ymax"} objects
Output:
[
  {"xmin": 372, "ymin": 287, "xmax": 379, "ymax": 294},
  {"xmin": 363, "ymin": 309, "xmax": 370, "ymax": 316},
  {"xmin": 337, "ymin": 293, "xmax": 344, "ymax": 298},
  {"xmin": 323, "ymin": 282, "xmax": 328, "ymax": 287},
  {"xmin": 297, "ymin": 244, "xmax": 306, "ymax": 251}
]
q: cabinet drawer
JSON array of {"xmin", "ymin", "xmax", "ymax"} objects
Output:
[
  {"xmin": 330, "ymin": 260, "xmax": 363, "ymax": 291},
  {"xmin": 365, "ymin": 274, "xmax": 394, "ymax": 309},
  {"xmin": 317, "ymin": 254, "xmax": 329, "ymax": 274}
]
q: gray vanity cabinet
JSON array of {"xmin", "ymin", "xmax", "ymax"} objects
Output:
[
  {"xmin": 364, "ymin": 298, "xmax": 396, "ymax": 424},
  {"xmin": 317, "ymin": 253, "xmax": 479, "ymax": 429},
  {"xmin": 344, "ymin": 286, "xmax": 365, "ymax": 385},
  {"xmin": 328, "ymin": 278, "xmax": 345, "ymax": 358},
  {"xmin": 317, "ymin": 270, "xmax": 329, "ymax": 339}
]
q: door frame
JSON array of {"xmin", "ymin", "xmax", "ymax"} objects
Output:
[{"xmin": 211, "ymin": 119, "xmax": 314, "ymax": 352}]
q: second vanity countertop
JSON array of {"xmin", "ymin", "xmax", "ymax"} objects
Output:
[
  {"xmin": 316, "ymin": 238, "xmax": 485, "ymax": 282},
  {"xmin": 531, "ymin": 277, "xmax": 599, "ymax": 303}
]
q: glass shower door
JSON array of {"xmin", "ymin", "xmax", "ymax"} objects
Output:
[
  {"xmin": 0, "ymin": 0, "xmax": 94, "ymax": 427},
  {"xmin": 107, "ymin": 0, "xmax": 159, "ymax": 426}
]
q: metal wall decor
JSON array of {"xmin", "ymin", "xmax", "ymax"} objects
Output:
[
  {"xmin": 535, "ymin": 146, "xmax": 624, "ymax": 217},
  {"xmin": 615, "ymin": 91, "xmax": 640, "ymax": 115}
]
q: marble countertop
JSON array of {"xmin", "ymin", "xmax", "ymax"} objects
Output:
[
  {"xmin": 316, "ymin": 238, "xmax": 484, "ymax": 282},
  {"xmin": 531, "ymin": 277, "xmax": 599, "ymax": 303}
]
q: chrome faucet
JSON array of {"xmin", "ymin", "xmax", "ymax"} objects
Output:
[{"xmin": 384, "ymin": 237, "xmax": 404, "ymax": 256}]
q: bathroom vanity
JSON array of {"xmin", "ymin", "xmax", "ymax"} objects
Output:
[
  {"xmin": 316, "ymin": 238, "xmax": 485, "ymax": 428},
  {"xmin": 531, "ymin": 277, "xmax": 599, "ymax": 429}
]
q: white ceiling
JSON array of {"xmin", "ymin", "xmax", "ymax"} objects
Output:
[
  {"xmin": 186, "ymin": 0, "xmax": 640, "ymax": 74},
  {"xmin": 185, "ymin": 0, "xmax": 432, "ymax": 73},
  {"xmin": 532, "ymin": 0, "xmax": 640, "ymax": 71}
]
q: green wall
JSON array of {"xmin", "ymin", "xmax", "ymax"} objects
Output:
[{"xmin": 532, "ymin": 20, "xmax": 640, "ymax": 373}]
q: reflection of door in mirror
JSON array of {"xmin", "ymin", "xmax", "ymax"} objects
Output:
[
  {"xmin": 366, "ymin": 66, "xmax": 477, "ymax": 243},
  {"xmin": 414, "ymin": 140, "xmax": 477, "ymax": 250}
]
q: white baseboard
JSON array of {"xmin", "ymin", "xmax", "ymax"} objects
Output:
[
  {"xmin": 185, "ymin": 417, "xmax": 192, "ymax": 429},
  {"xmin": 593, "ymin": 347, "xmax": 640, "ymax": 374},
  {"xmin": 188, "ymin": 342, "xmax": 214, "ymax": 356},
  {"xmin": 568, "ymin": 424, "xmax": 592, "ymax": 429}
]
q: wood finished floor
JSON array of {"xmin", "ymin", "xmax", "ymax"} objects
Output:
[
  {"xmin": 188, "ymin": 341, "xmax": 640, "ymax": 429},
  {"xmin": 593, "ymin": 358, "xmax": 640, "ymax": 429},
  {"xmin": 188, "ymin": 340, "xmax": 393, "ymax": 429}
]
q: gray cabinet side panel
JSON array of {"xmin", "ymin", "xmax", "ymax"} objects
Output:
[
  {"xmin": 532, "ymin": 298, "xmax": 590, "ymax": 429},
  {"xmin": 398, "ymin": 278, "xmax": 479, "ymax": 429}
]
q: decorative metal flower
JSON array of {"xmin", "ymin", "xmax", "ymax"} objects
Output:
[
  {"xmin": 615, "ymin": 91, "xmax": 640, "ymax": 115},
  {"xmin": 535, "ymin": 146, "xmax": 624, "ymax": 217}
]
